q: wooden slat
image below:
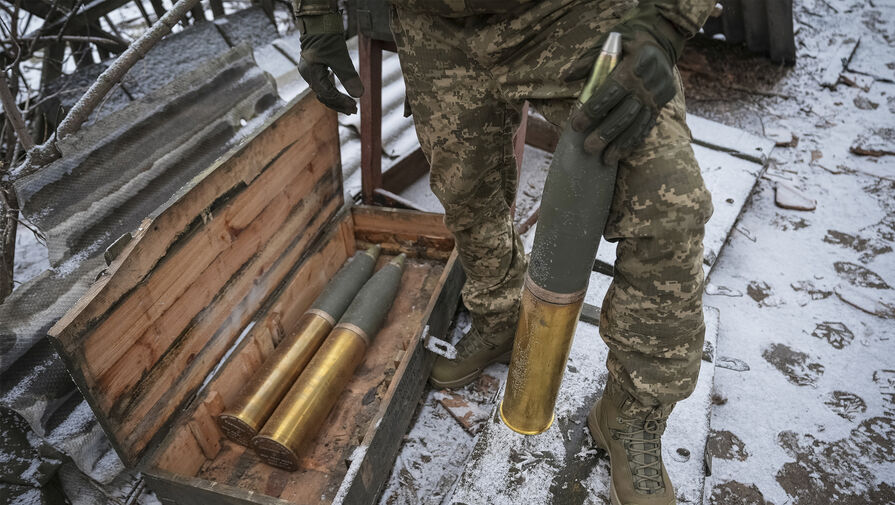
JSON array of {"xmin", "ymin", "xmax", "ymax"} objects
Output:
[
  {"xmin": 352, "ymin": 206, "xmax": 454, "ymax": 259},
  {"xmin": 145, "ymin": 469, "xmax": 293, "ymax": 505},
  {"xmin": 525, "ymin": 114, "xmax": 560, "ymax": 153},
  {"xmin": 358, "ymin": 34, "xmax": 384, "ymax": 204},
  {"xmin": 84, "ymin": 116, "xmax": 334, "ymax": 383},
  {"xmin": 351, "ymin": 206, "xmax": 451, "ymax": 241},
  {"xmin": 94, "ymin": 137, "xmax": 337, "ymax": 405},
  {"xmin": 48, "ymin": 93, "xmax": 344, "ymax": 467},
  {"xmin": 118, "ymin": 190, "xmax": 342, "ymax": 460},
  {"xmin": 381, "ymin": 148, "xmax": 429, "ymax": 194},
  {"xmin": 50, "ymin": 93, "xmax": 327, "ymax": 343}
]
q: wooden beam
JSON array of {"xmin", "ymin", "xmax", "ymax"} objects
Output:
[
  {"xmin": 358, "ymin": 33, "xmax": 383, "ymax": 205},
  {"xmin": 148, "ymin": 0, "xmax": 167, "ymax": 18},
  {"xmin": 373, "ymin": 188, "xmax": 427, "ymax": 212},
  {"xmin": 381, "ymin": 147, "xmax": 428, "ymax": 194},
  {"xmin": 511, "ymin": 101, "xmax": 529, "ymax": 217},
  {"xmin": 0, "ymin": 75, "xmax": 34, "ymax": 150},
  {"xmin": 525, "ymin": 114, "xmax": 560, "ymax": 153}
]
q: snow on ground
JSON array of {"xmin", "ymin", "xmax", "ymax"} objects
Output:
[
  {"xmin": 380, "ymin": 0, "xmax": 895, "ymax": 504},
  {"xmin": 678, "ymin": 0, "xmax": 895, "ymax": 502},
  {"xmin": 8, "ymin": 0, "xmax": 893, "ymax": 502}
]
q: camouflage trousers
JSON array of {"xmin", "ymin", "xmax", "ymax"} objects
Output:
[{"xmin": 391, "ymin": 0, "xmax": 714, "ymax": 416}]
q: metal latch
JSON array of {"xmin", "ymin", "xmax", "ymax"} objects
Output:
[{"xmin": 423, "ymin": 325, "xmax": 457, "ymax": 359}]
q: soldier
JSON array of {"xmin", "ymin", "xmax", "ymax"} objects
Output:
[{"xmin": 294, "ymin": 0, "xmax": 714, "ymax": 502}]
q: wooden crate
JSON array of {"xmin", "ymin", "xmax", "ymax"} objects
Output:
[{"xmin": 48, "ymin": 90, "xmax": 462, "ymax": 505}]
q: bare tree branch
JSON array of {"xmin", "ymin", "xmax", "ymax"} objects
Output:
[
  {"xmin": 0, "ymin": 73, "xmax": 34, "ymax": 150},
  {"xmin": 56, "ymin": 0, "xmax": 200, "ymax": 139},
  {"xmin": 3, "ymin": 34, "xmax": 128, "ymax": 48},
  {"xmin": 19, "ymin": 0, "xmax": 201, "ymax": 173}
]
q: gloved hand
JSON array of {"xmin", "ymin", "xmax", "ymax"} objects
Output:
[
  {"xmin": 570, "ymin": 5, "xmax": 686, "ymax": 165},
  {"xmin": 297, "ymin": 12, "xmax": 364, "ymax": 115}
]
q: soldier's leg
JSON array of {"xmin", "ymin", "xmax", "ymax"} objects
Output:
[
  {"xmin": 391, "ymin": 8, "xmax": 526, "ymax": 387},
  {"xmin": 599, "ymin": 72, "xmax": 714, "ymax": 418}
]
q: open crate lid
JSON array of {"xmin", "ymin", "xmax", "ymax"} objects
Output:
[{"xmin": 48, "ymin": 89, "xmax": 346, "ymax": 468}]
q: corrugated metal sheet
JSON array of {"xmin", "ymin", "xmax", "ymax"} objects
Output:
[
  {"xmin": 702, "ymin": 0, "xmax": 796, "ymax": 65},
  {"xmin": 0, "ymin": 8, "xmax": 283, "ymax": 502}
]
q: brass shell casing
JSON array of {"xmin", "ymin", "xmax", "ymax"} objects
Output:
[
  {"xmin": 499, "ymin": 279, "xmax": 585, "ymax": 435},
  {"xmin": 251, "ymin": 326, "xmax": 368, "ymax": 471},
  {"xmin": 218, "ymin": 312, "xmax": 333, "ymax": 445}
]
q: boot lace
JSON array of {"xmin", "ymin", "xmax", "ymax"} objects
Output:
[{"xmin": 615, "ymin": 417, "xmax": 667, "ymax": 494}]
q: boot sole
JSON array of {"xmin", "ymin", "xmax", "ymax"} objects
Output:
[
  {"xmin": 587, "ymin": 406, "xmax": 622, "ymax": 505},
  {"xmin": 429, "ymin": 350, "xmax": 512, "ymax": 389}
]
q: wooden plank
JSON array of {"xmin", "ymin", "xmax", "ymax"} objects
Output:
[
  {"xmin": 686, "ymin": 115, "xmax": 775, "ymax": 164},
  {"xmin": 91, "ymin": 132, "xmax": 337, "ymax": 398},
  {"xmin": 47, "ymin": 97, "xmax": 343, "ymax": 467},
  {"xmin": 83, "ymin": 115, "xmax": 334, "ymax": 382},
  {"xmin": 525, "ymin": 114, "xmax": 560, "ymax": 153},
  {"xmin": 381, "ymin": 148, "xmax": 429, "ymax": 194},
  {"xmin": 352, "ymin": 206, "xmax": 454, "ymax": 258},
  {"xmin": 145, "ymin": 469, "xmax": 293, "ymax": 505},
  {"xmin": 351, "ymin": 206, "xmax": 450, "ymax": 240},
  {"xmin": 373, "ymin": 188, "xmax": 428, "ymax": 212},
  {"xmin": 50, "ymin": 93, "xmax": 329, "ymax": 343},
  {"xmin": 358, "ymin": 34, "xmax": 384, "ymax": 204},
  {"xmin": 94, "ymin": 165, "xmax": 324, "ymax": 413},
  {"xmin": 154, "ymin": 425, "xmax": 207, "ymax": 478},
  {"xmin": 117, "ymin": 189, "xmax": 342, "ymax": 462},
  {"xmin": 260, "ymin": 228, "xmax": 353, "ymax": 338},
  {"xmin": 336, "ymin": 251, "xmax": 463, "ymax": 504},
  {"xmin": 188, "ymin": 402, "xmax": 222, "ymax": 460}
]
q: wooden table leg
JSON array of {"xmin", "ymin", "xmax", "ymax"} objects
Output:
[
  {"xmin": 358, "ymin": 33, "xmax": 384, "ymax": 205},
  {"xmin": 511, "ymin": 101, "xmax": 529, "ymax": 217}
]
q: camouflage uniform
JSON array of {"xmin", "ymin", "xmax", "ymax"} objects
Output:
[{"xmin": 390, "ymin": 0, "xmax": 714, "ymax": 416}]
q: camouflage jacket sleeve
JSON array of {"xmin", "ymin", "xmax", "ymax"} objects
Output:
[
  {"xmin": 650, "ymin": 0, "xmax": 716, "ymax": 37},
  {"xmin": 292, "ymin": 0, "xmax": 336, "ymax": 17}
]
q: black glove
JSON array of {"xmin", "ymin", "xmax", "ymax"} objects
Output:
[
  {"xmin": 297, "ymin": 13, "xmax": 364, "ymax": 115},
  {"xmin": 570, "ymin": 5, "xmax": 686, "ymax": 165}
]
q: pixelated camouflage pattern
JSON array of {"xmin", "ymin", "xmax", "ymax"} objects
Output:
[
  {"xmin": 392, "ymin": 0, "xmax": 712, "ymax": 413},
  {"xmin": 387, "ymin": 0, "xmax": 715, "ymax": 36},
  {"xmin": 652, "ymin": 0, "xmax": 716, "ymax": 37}
]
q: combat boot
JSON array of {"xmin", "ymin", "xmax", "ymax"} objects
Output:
[
  {"xmin": 588, "ymin": 393, "xmax": 676, "ymax": 505},
  {"xmin": 430, "ymin": 327, "xmax": 513, "ymax": 389}
]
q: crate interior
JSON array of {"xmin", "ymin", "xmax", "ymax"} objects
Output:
[{"xmin": 147, "ymin": 210, "xmax": 448, "ymax": 503}]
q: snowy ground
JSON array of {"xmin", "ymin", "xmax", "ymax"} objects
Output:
[
  {"xmin": 682, "ymin": 0, "xmax": 895, "ymax": 502},
  {"xmin": 6, "ymin": 0, "xmax": 893, "ymax": 503},
  {"xmin": 378, "ymin": 0, "xmax": 895, "ymax": 504}
]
